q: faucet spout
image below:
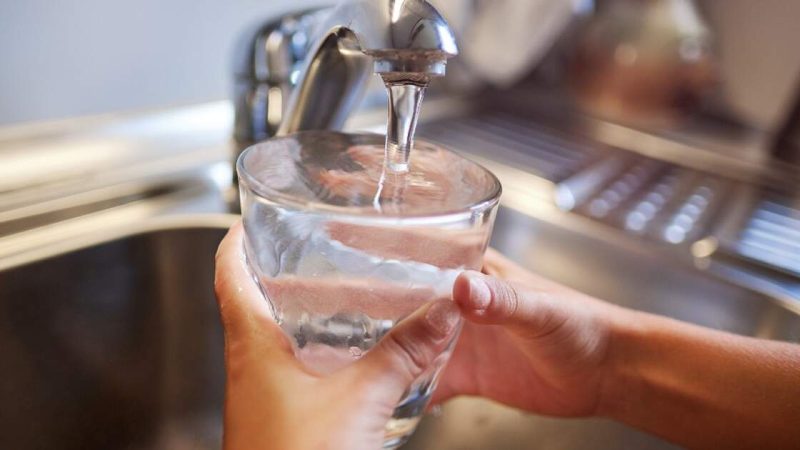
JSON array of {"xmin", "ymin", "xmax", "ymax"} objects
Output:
[{"xmin": 277, "ymin": 0, "xmax": 458, "ymax": 135}]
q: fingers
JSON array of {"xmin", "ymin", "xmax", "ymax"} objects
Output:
[
  {"xmin": 452, "ymin": 270, "xmax": 565, "ymax": 335},
  {"xmin": 214, "ymin": 221, "xmax": 292, "ymax": 355},
  {"xmin": 347, "ymin": 299, "xmax": 461, "ymax": 403}
]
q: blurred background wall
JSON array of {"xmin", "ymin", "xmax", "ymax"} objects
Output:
[
  {"xmin": 701, "ymin": 0, "xmax": 800, "ymax": 132},
  {"xmin": 0, "ymin": 0, "xmax": 330, "ymax": 125}
]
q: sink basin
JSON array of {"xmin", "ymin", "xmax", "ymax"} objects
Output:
[
  {"xmin": 1, "ymin": 207, "xmax": 798, "ymax": 449},
  {"xmin": 0, "ymin": 225, "xmax": 228, "ymax": 450}
]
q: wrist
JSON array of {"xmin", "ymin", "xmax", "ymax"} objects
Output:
[{"xmin": 595, "ymin": 306, "xmax": 651, "ymax": 420}]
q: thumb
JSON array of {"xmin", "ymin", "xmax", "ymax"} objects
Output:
[
  {"xmin": 453, "ymin": 270, "xmax": 564, "ymax": 334},
  {"xmin": 345, "ymin": 299, "xmax": 461, "ymax": 404}
]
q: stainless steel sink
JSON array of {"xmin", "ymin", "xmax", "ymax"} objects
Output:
[
  {"xmin": 1, "ymin": 100, "xmax": 798, "ymax": 450},
  {"xmin": 0, "ymin": 222, "xmax": 230, "ymax": 450},
  {"xmin": 2, "ymin": 205, "xmax": 798, "ymax": 450}
]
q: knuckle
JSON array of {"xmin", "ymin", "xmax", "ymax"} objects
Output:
[
  {"xmin": 214, "ymin": 244, "xmax": 223, "ymax": 263},
  {"xmin": 213, "ymin": 271, "xmax": 229, "ymax": 304},
  {"xmin": 492, "ymin": 279, "xmax": 521, "ymax": 320},
  {"xmin": 530, "ymin": 293, "xmax": 568, "ymax": 337},
  {"xmin": 505, "ymin": 284, "xmax": 521, "ymax": 318},
  {"xmin": 213, "ymin": 272, "xmax": 225, "ymax": 300},
  {"xmin": 213, "ymin": 273, "xmax": 240, "ymax": 333}
]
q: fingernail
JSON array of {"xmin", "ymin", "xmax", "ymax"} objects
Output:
[
  {"xmin": 467, "ymin": 273, "xmax": 491, "ymax": 311},
  {"xmin": 425, "ymin": 300, "xmax": 461, "ymax": 338}
]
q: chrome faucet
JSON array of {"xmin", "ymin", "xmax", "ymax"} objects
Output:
[{"xmin": 232, "ymin": 0, "xmax": 458, "ymax": 150}]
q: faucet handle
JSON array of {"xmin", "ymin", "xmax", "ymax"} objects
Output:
[{"xmin": 232, "ymin": 10, "xmax": 324, "ymax": 144}]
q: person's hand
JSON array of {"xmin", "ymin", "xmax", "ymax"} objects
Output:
[
  {"xmin": 434, "ymin": 248, "xmax": 630, "ymax": 417},
  {"xmin": 214, "ymin": 222, "xmax": 461, "ymax": 450},
  {"xmin": 434, "ymin": 249, "xmax": 800, "ymax": 450}
]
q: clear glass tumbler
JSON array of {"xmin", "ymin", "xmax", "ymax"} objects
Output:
[{"xmin": 237, "ymin": 131, "xmax": 501, "ymax": 448}]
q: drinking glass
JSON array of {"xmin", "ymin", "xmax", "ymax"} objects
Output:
[{"xmin": 237, "ymin": 131, "xmax": 501, "ymax": 448}]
